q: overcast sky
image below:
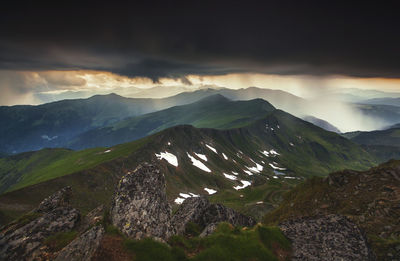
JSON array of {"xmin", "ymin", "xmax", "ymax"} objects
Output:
[{"xmin": 1, "ymin": 1, "xmax": 399, "ymax": 105}]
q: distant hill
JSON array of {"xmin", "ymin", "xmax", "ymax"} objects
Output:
[
  {"xmin": 343, "ymin": 127, "xmax": 400, "ymax": 148},
  {"xmin": 302, "ymin": 116, "xmax": 341, "ymax": 133},
  {"xmin": 363, "ymin": 97, "xmax": 400, "ymax": 107},
  {"xmin": 67, "ymin": 94, "xmax": 276, "ymax": 150},
  {"xmin": 0, "ymin": 88, "xmax": 305, "ymax": 154},
  {"xmin": 352, "ymin": 103, "xmax": 400, "ymax": 128}
]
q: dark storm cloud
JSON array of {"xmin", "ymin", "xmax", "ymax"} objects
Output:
[{"xmin": 0, "ymin": 1, "xmax": 399, "ymax": 79}]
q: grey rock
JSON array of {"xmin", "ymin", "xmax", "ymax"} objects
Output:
[
  {"xmin": 279, "ymin": 215, "xmax": 375, "ymax": 261},
  {"xmin": 110, "ymin": 163, "xmax": 172, "ymax": 241},
  {"xmin": 171, "ymin": 197, "xmax": 210, "ymax": 235},
  {"xmin": 0, "ymin": 187, "xmax": 80, "ymax": 261},
  {"xmin": 79, "ymin": 205, "xmax": 104, "ymax": 233},
  {"xmin": 36, "ymin": 186, "xmax": 72, "ymax": 213},
  {"xmin": 56, "ymin": 225, "xmax": 104, "ymax": 261},
  {"xmin": 202, "ymin": 203, "xmax": 256, "ymax": 228},
  {"xmin": 171, "ymin": 196, "xmax": 256, "ymax": 236},
  {"xmin": 199, "ymin": 223, "xmax": 219, "ymax": 238}
]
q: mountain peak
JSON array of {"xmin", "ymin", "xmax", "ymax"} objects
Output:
[
  {"xmin": 196, "ymin": 94, "xmax": 230, "ymax": 103},
  {"xmin": 89, "ymin": 93, "xmax": 125, "ymax": 101}
]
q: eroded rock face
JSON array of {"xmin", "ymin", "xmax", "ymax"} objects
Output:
[
  {"xmin": 202, "ymin": 203, "xmax": 257, "ymax": 228},
  {"xmin": 0, "ymin": 187, "xmax": 80, "ymax": 261},
  {"xmin": 279, "ymin": 215, "xmax": 375, "ymax": 261},
  {"xmin": 110, "ymin": 163, "xmax": 172, "ymax": 241},
  {"xmin": 36, "ymin": 186, "xmax": 73, "ymax": 213},
  {"xmin": 171, "ymin": 197, "xmax": 210, "ymax": 235},
  {"xmin": 55, "ymin": 225, "xmax": 105, "ymax": 261},
  {"xmin": 171, "ymin": 196, "xmax": 256, "ymax": 235}
]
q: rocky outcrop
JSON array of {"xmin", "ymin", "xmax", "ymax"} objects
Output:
[
  {"xmin": 171, "ymin": 197, "xmax": 210, "ymax": 235},
  {"xmin": 35, "ymin": 186, "xmax": 73, "ymax": 213},
  {"xmin": 110, "ymin": 163, "xmax": 256, "ymax": 241},
  {"xmin": 0, "ymin": 187, "xmax": 80, "ymax": 261},
  {"xmin": 171, "ymin": 196, "xmax": 256, "ymax": 236},
  {"xmin": 279, "ymin": 215, "xmax": 375, "ymax": 261},
  {"xmin": 110, "ymin": 163, "xmax": 172, "ymax": 241},
  {"xmin": 55, "ymin": 225, "xmax": 105, "ymax": 261}
]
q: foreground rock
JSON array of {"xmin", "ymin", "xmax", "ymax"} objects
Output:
[
  {"xmin": 56, "ymin": 226, "xmax": 105, "ymax": 261},
  {"xmin": 0, "ymin": 187, "xmax": 80, "ymax": 260},
  {"xmin": 172, "ymin": 196, "xmax": 256, "ymax": 236},
  {"xmin": 110, "ymin": 163, "xmax": 172, "ymax": 241},
  {"xmin": 111, "ymin": 163, "xmax": 256, "ymax": 240},
  {"xmin": 279, "ymin": 215, "xmax": 375, "ymax": 261}
]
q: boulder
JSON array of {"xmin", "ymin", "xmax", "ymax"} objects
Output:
[
  {"xmin": 110, "ymin": 163, "xmax": 172, "ymax": 241},
  {"xmin": 279, "ymin": 215, "xmax": 375, "ymax": 261},
  {"xmin": 171, "ymin": 196, "xmax": 256, "ymax": 236},
  {"xmin": 171, "ymin": 197, "xmax": 210, "ymax": 235},
  {"xmin": 201, "ymin": 203, "xmax": 256, "ymax": 228},
  {"xmin": 55, "ymin": 226, "xmax": 105, "ymax": 261}
]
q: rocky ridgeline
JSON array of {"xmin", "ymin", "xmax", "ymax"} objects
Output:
[
  {"xmin": 0, "ymin": 186, "xmax": 80, "ymax": 260},
  {"xmin": 0, "ymin": 163, "xmax": 257, "ymax": 260},
  {"xmin": 279, "ymin": 215, "xmax": 375, "ymax": 261},
  {"xmin": 2, "ymin": 162, "xmax": 383, "ymax": 260}
]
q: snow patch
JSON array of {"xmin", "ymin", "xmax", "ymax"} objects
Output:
[
  {"xmin": 256, "ymin": 201, "xmax": 264, "ymax": 204},
  {"xmin": 284, "ymin": 176, "xmax": 296, "ymax": 179},
  {"xmin": 179, "ymin": 193, "xmax": 191, "ymax": 198},
  {"xmin": 250, "ymin": 159, "xmax": 263, "ymax": 171},
  {"xmin": 204, "ymin": 188, "xmax": 217, "ymax": 194},
  {"xmin": 273, "ymin": 176, "xmax": 278, "ymax": 179},
  {"xmin": 222, "ymin": 153, "xmax": 228, "ymax": 160},
  {"xmin": 156, "ymin": 151, "xmax": 178, "ymax": 167},
  {"xmin": 231, "ymin": 171, "xmax": 239, "ymax": 176},
  {"xmin": 175, "ymin": 192, "xmax": 200, "ymax": 204},
  {"xmin": 223, "ymin": 173, "xmax": 237, "ymax": 180},
  {"xmin": 269, "ymin": 162, "xmax": 286, "ymax": 171},
  {"xmin": 246, "ymin": 166, "xmax": 260, "ymax": 173},
  {"xmin": 233, "ymin": 180, "xmax": 251, "ymax": 190},
  {"xmin": 194, "ymin": 153, "xmax": 207, "ymax": 161},
  {"xmin": 206, "ymin": 144, "xmax": 217, "ymax": 153},
  {"xmin": 104, "ymin": 149, "xmax": 112, "ymax": 153},
  {"xmin": 289, "ymin": 142, "xmax": 294, "ymax": 146},
  {"xmin": 174, "ymin": 197, "xmax": 185, "ymax": 204},
  {"xmin": 270, "ymin": 149, "xmax": 280, "ymax": 156},
  {"xmin": 243, "ymin": 170, "xmax": 253, "ymax": 176},
  {"xmin": 167, "ymin": 142, "xmax": 171, "ymax": 146},
  {"xmin": 260, "ymin": 149, "xmax": 279, "ymax": 157},
  {"xmin": 187, "ymin": 153, "xmax": 211, "ymax": 172}
]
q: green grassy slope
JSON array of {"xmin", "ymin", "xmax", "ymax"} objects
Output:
[
  {"xmin": 0, "ymin": 112, "xmax": 377, "ymax": 225},
  {"xmin": 343, "ymin": 127, "xmax": 400, "ymax": 147},
  {"xmin": 67, "ymin": 94, "xmax": 275, "ymax": 150},
  {"xmin": 342, "ymin": 127, "xmax": 400, "ymax": 162}
]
